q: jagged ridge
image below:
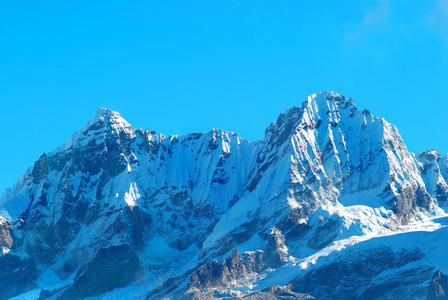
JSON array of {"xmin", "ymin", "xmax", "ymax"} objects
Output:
[{"xmin": 0, "ymin": 92, "xmax": 447, "ymax": 299}]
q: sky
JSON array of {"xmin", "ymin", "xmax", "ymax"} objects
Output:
[{"xmin": 0, "ymin": 0, "xmax": 447, "ymax": 194}]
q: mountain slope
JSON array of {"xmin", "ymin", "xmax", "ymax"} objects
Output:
[{"xmin": 0, "ymin": 91, "xmax": 447, "ymax": 300}]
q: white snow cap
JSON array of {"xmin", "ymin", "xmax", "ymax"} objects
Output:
[
  {"xmin": 310, "ymin": 91, "xmax": 341, "ymax": 98},
  {"xmin": 89, "ymin": 107, "xmax": 132, "ymax": 131},
  {"xmin": 305, "ymin": 91, "xmax": 353, "ymax": 106},
  {"xmin": 51, "ymin": 107, "xmax": 133, "ymax": 154},
  {"xmin": 84, "ymin": 107, "xmax": 131, "ymax": 130}
]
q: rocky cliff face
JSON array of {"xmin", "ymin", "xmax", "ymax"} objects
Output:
[
  {"xmin": 0, "ymin": 92, "xmax": 447, "ymax": 299},
  {"xmin": 428, "ymin": 270, "xmax": 448, "ymax": 300},
  {"xmin": 416, "ymin": 151, "xmax": 448, "ymax": 205}
]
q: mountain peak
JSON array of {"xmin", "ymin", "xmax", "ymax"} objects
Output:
[
  {"xmin": 309, "ymin": 90, "xmax": 342, "ymax": 99},
  {"xmin": 265, "ymin": 91, "xmax": 357, "ymax": 144},
  {"xmin": 89, "ymin": 107, "xmax": 114, "ymax": 124},
  {"xmin": 51, "ymin": 108, "xmax": 133, "ymax": 154},
  {"xmin": 305, "ymin": 91, "xmax": 355, "ymax": 110},
  {"xmin": 82, "ymin": 107, "xmax": 131, "ymax": 132},
  {"xmin": 2, "ymin": 92, "xmax": 447, "ymax": 299}
]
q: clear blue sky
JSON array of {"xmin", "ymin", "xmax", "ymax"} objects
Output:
[{"xmin": 1, "ymin": 0, "xmax": 447, "ymax": 194}]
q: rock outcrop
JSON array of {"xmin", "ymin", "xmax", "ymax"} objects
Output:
[
  {"xmin": 428, "ymin": 270, "xmax": 448, "ymax": 300},
  {"xmin": 190, "ymin": 249, "xmax": 263, "ymax": 290},
  {"xmin": 0, "ymin": 254, "xmax": 38, "ymax": 299}
]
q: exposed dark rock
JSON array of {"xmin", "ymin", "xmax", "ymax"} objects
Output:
[
  {"xmin": 246, "ymin": 285, "xmax": 315, "ymax": 300},
  {"xmin": 65, "ymin": 245, "xmax": 141, "ymax": 299},
  {"xmin": 146, "ymin": 272, "xmax": 192, "ymax": 300},
  {"xmin": 124, "ymin": 206, "xmax": 153, "ymax": 250},
  {"xmin": 44, "ymin": 216, "xmax": 81, "ymax": 248},
  {"xmin": 291, "ymin": 247, "xmax": 425, "ymax": 299},
  {"xmin": 359, "ymin": 266, "xmax": 433, "ymax": 299},
  {"xmin": 190, "ymin": 248, "xmax": 267, "ymax": 290},
  {"xmin": 183, "ymin": 284, "xmax": 315, "ymax": 300},
  {"xmin": 266, "ymin": 106, "xmax": 303, "ymax": 146},
  {"xmin": 276, "ymin": 207, "xmax": 312, "ymax": 234},
  {"xmin": 242, "ymin": 250, "xmax": 265, "ymax": 273},
  {"xmin": 31, "ymin": 153, "xmax": 49, "ymax": 183},
  {"xmin": 307, "ymin": 215, "xmax": 340, "ymax": 249},
  {"xmin": 0, "ymin": 254, "xmax": 38, "ymax": 299},
  {"xmin": 171, "ymin": 190, "xmax": 189, "ymax": 207},
  {"xmin": 191, "ymin": 249, "xmax": 249, "ymax": 289},
  {"xmin": 0, "ymin": 219, "xmax": 13, "ymax": 253},
  {"xmin": 436, "ymin": 184, "xmax": 448, "ymax": 203},
  {"xmin": 419, "ymin": 151, "xmax": 441, "ymax": 162},
  {"xmin": 386, "ymin": 185, "xmax": 432, "ymax": 224},
  {"xmin": 428, "ymin": 270, "xmax": 448, "ymax": 299},
  {"xmin": 203, "ymin": 219, "xmax": 262, "ymax": 259},
  {"xmin": 37, "ymin": 289, "xmax": 51, "ymax": 300},
  {"xmin": 265, "ymin": 227, "xmax": 289, "ymax": 268}
]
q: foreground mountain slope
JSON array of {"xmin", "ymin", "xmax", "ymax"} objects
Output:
[{"xmin": 0, "ymin": 91, "xmax": 447, "ymax": 299}]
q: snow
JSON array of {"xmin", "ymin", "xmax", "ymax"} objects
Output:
[
  {"xmin": 141, "ymin": 235, "xmax": 181, "ymax": 258},
  {"xmin": 2, "ymin": 93, "xmax": 448, "ymax": 299},
  {"xmin": 9, "ymin": 289, "xmax": 41, "ymax": 300},
  {"xmin": 35, "ymin": 268, "xmax": 62, "ymax": 288},
  {"xmin": 50, "ymin": 107, "xmax": 134, "ymax": 154},
  {"xmin": 339, "ymin": 190, "xmax": 385, "ymax": 208},
  {"xmin": 251, "ymin": 210, "xmax": 448, "ymax": 292},
  {"xmin": 124, "ymin": 182, "xmax": 140, "ymax": 209},
  {"xmin": 0, "ymin": 168, "xmax": 32, "ymax": 221},
  {"xmin": 230, "ymin": 234, "xmax": 266, "ymax": 256},
  {"xmin": 202, "ymin": 192, "xmax": 260, "ymax": 250}
]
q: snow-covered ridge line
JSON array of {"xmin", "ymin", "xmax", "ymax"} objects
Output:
[
  {"xmin": 50, "ymin": 107, "xmax": 126, "ymax": 154},
  {"xmin": 0, "ymin": 91, "xmax": 447, "ymax": 299},
  {"xmin": 49, "ymin": 108, "xmax": 256, "ymax": 158},
  {"xmin": 50, "ymin": 92, "xmax": 348, "ymax": 159}
]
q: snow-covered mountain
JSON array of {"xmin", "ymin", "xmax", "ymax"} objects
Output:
[{"xmin": 0, "ymin": 92, "xmax": 447, "ymax": 300}]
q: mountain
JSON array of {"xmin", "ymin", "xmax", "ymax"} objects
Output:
[{"xmin": 0, "ymin": 91, "xmax": 447, "ymax": 300}]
